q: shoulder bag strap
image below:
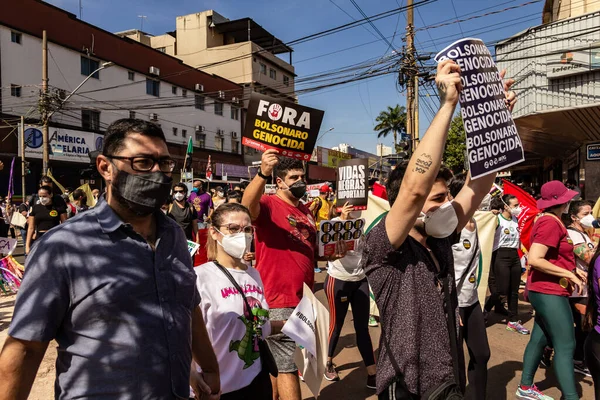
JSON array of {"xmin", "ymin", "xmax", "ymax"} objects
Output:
[
  {"xmin": 456, "ymin": 238, "xmax": 480, "ymax": 292},
  {"xmin": 214, "ymin": 261, "xmax": 253, "ymax": 316}
]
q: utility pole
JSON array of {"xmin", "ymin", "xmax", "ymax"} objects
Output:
[
  {"xmin": 42, "ymin": 30, "xmax": 49, "ymax": 175},
  {"xmin": 20, "ymin": 116, "xmax": 26, "ymax": 200},
  {"xmin": 405, "ymin": 0, "xmax": 417, "ymax": 156}
]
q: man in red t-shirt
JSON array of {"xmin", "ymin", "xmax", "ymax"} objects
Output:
[{"xmin": 243, "ymin": 149, "xmax": 344, "ymax": 400}]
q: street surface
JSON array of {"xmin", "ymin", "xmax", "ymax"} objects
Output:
[{"xmin": 1, "ymin": 249, "xmax": 595, "ymax": 399}]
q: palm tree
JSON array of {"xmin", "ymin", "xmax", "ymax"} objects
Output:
[{"xmin": 373, "ymin": 105, "xmax": 407, "ymax": 150}]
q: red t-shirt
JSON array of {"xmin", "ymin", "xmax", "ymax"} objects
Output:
[
  {"xmin": 528, "ymin": 215, "xmax": 576, "ymax": 296},
  {"xmin": 254, "ymin": 195, "xmax": 317, "ymax": 309}
]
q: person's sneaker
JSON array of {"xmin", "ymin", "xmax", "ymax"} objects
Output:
[
  {"xmin": 507, "ymin": 321, "xmax": 531, "ymax": 335},
  {"xmin": 366, "ymin": 374, "xmax": 376, "ymax": 390},
  {"xmin": 540, "ymin": 347, "xmax": 553, "ymax": 368},
  {"xmin": 324, "ymin": 362, "xmax": 339, "ymax": 381},
  {"xmin": 368, "ymin": 316, "xmax": 378, "ymax": 327},
  {"xmin": 516, "ymin": 384, "xmax": 554, "ymax": 400},
  {"xmin": 574, "ymin": 361, "xmax": 592, "ymax": 377},
  {"xmin": 314, "ymin": 267, "xmax": 322, "ymax": 273}
]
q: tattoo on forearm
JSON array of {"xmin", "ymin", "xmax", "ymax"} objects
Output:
[{"xmin": 414, "ymin": 153, "xmax": 433, "ymax": 174}]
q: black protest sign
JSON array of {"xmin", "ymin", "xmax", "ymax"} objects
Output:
[
  {"xmin": 435, "ymin": 38, "xmax": 525, "ymax": 179},
  {"xmin": 242, "ymin": 93, "xmax": 325, "ymax": 161},
  {"xmin": 318, "ymin": 218, "xmax": 365, "ymax": 257},
  {"xmin": 336, "ymin": 158, "xmax": 368, "ymax": 211}
]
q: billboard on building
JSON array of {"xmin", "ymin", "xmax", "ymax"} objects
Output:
[
  {"xmin": 316, "ymin": 146, "xmax": 352, "ymax": 168},
  {"xmin": 19, "ymin": 126, "xmax": 103, "ymax": 164}
]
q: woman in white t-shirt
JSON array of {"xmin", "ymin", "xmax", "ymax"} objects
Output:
[
  {"xmin": 566, "ymin": 200, "xmax": 597, "ymax": 376},
  {"xmin": 194, "ymin": 202, "xmax": 285, "ymax": 399}
]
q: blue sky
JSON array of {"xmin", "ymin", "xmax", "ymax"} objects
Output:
[{"xmin": 46, "ymin": 0, "xmax": 544, "ymax": 153}]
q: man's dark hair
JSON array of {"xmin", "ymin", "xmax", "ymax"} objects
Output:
[
  {"xmin": 227, "ymin": 190, "xmax": 242, "ymax": 202},
  {"xmin": 490, "ymin": 197, "xmax": 504, "ymax": 211},
  {"xmin": 501, "ymin": 194, "xmax": 517, "ymax": 205},
  {"xmin": 386, "ymin": 161, "xmax": 453, "ymax": 207},
  {"xmin": 566, "ymin": 178, "xmax": 577, "ymax": 186},
  {"xmin": 39, "ymin": 176, "xmax": 53, "ymax": 186},
  {"xmin": 72, "ymin": 189, "xmax": 85, "ymax": 200},
  {"xmin": 274, "ymin": 157, "xmax": 304, "ymax": 180},
  {"xmin": 448, "ymin": 172, "xmax": 466, "ymax": 198},
  {"xmin": 173, "ymin": 182, "xmax": 188, "ymax": 194},
  {"xmin": 102, "ymin": 119, "xmax": 166, "ymax": 157}
]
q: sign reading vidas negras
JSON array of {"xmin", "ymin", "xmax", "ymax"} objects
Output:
[
  {"xmin": 435, "ymin": 38, "xmax": 525, "ymax": 179},
  {"xmin": 243, "ymin": 93, "xmax": 325, "ymax": 161}
]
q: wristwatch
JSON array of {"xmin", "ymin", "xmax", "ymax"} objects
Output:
[{"xmin": 257, "ymin": 168, "xmax": 269, "ymax": 180}]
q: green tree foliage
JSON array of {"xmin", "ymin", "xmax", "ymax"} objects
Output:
[
  {"xmin": 373, "ymin": 105, "xmax": 407, "ymax": 147},
  {"xmin": 443, "ymin": 115, "xmax": 467, "ymax": 173}
]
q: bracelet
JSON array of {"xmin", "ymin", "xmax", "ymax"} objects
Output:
[{"xmin": 257, "ymin": 168, "xmax": 269, "ymax": 180}]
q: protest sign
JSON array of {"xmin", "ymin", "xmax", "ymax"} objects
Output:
[
  {"xmin": 282, "ymin": 294, "xmax": 317, "ymax": 364},
  {"xmin": 243, "ymin": 93, "xmax": 325, "ymax": 161},
  {"xmin": 336, "ymin": 158, "xmax": 368, "ymax": 212},
  {"xmin": 0, "ymin": 238, "xmax": 17, "ymax": 255},
  {"xmin": 187, "ymin": 240, "xmax": 200, "ymax": 257},
  {"xmin": 435, "ymin": 38, "xmax": 525, "ymax": 179},
  {"xmin": 318, "ymin": 218, "xmax": 365, "ymax": 257}
]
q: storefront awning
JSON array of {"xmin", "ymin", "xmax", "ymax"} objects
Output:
[{"xmin": 515, "ymin": 103, "xmax": 600, "ymax": 158}]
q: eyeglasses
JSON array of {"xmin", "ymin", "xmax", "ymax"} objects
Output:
[
  {"xmin": 217, "ymin": 224, "xmax": 255, "ymax": 235},
  {"xmin": 173, "ymin": 189, "xmax": 185, "ymax": 193},
  {"xmin": 107, "ymin": 155, "xmax": 176, "ymax": 173}
]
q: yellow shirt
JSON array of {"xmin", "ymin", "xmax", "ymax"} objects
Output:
[{"xmin": 316, "ymin": 197, "xmax": 332, "ymax": 224}]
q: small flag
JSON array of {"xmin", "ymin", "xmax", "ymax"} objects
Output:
[
  {"xmin": 184, "ymin": 137, "xmax": 193, "ymax": 171},
  {"xmin": 206, "ymin": 155, "xmax": 212, "ymax": 181}
]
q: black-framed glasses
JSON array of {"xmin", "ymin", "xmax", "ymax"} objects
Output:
[
  {"xmin": 107, "ymin": 155, "xmax": 176, "ymax": 173},
  {"xmin": 217, "ymin": 224, "xmax": 255, "ymax": 235},
  {"xmin": 173, "ymin": 189, "xmax": 186, "ymax": 193}
]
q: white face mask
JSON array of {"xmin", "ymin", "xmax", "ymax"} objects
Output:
[
  {"xmin": 579, "ymin": 214, "xmax": 595, "ymax": 229},
  {"xmin": 216, "ymin": 230, "xmax": 252, "ymax": 259},
  {"xmin": 419, "ymin": 201, "xmax": 458, "ymax": 238},
  {"xmin": 39, "ymin": 197, "xmax": 50, "ymax": 205},
  {"xmin": 511, "ymin": 207, "xmax": 522, "ymax": 217},
  {"xmin": 174, "ymin": 193, "xmax": 185, "ymax": 202},
  {"xmin": 217, "ymin": 192, "xmax": 225, "ymax": 198}
]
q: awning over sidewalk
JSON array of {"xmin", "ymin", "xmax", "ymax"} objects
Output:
[{"xmin": 515, "ymin": 104, "xmax": 600, "ymax": 158}]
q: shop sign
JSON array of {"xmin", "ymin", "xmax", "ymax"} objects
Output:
[
  {"xmin": 587, "ymin": 143, "xmax": 600, "ymax": 161},
  {"xmin": 316, "ymin": 146, "xmax": 352, "ymax": 168},
  {"xmin": 20, "ymin": 126, "xmax": 103, "ymax": 164}
]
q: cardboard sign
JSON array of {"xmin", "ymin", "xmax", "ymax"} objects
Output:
[
  {"xmin": 187, "ymin": 240, "xmax": 200, "ymax": 257},
  {"xmin": 435, "ymin": 38, "xmax": 525, "ymax": 179},
  {"xmin": 243, "ymin": 93, "xmax": 325, "ymax": 161},
  {"xmin": 0, "ymin": 238, "xmax": 17, "ymax": 255},
  {"xmin": 318, "ymin": 218, "xmax": 365, "ymax": 257},
  {"xmin": 336, "ymin": 158, "xmax": 368, "ymax": 212}
]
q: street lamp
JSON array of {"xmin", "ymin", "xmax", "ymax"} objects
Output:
[
  {"xmin": 316, "ymin": 127, "xmax": 335, "ymax": 144},
  {"xmin": 42, "ymin": 61, "xmax": 114, "ymax": 174}
]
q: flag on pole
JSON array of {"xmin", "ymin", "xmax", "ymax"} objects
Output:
[
  {"xmin": 7, "ymin": 157, "xmax": 15, "ymax": 197},
  {"xmin": 502, "ymin": 179, "xmax": 540, "ymax": 251},
  {"xmin": 183, "ymin": 137, "xmax": 193, "ymax": 172},
  {"xmin": 206, "ymin": 155, "xmax": 212, "ymax": 181}
]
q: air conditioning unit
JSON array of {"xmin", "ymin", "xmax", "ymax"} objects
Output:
[
  {"xmin": 231, "ymin": 131, "xmax": 238, "ymax": 138},
  {"xmin": 150, "ymin": 113, "xmax": 158, "ymax": 120},
  {"xmin": 195, "ymin": 84, "xmax": 204, "ymax": 92},
  {"xmin": 232, "ymin": 97, "xmax": 239, "ymax": 103},
  {"xmin": 218, "ymin": 91, "xmax": 225, "ymax": 99},
  {"xmin": 195, "ymin": 125, "xmax": 204, "ymax": 132},
  {"xmin": 217, "ymin": 129, "xmax": 224, "ymax": 136},
  {"xmin": 149, "ymin": 66, "xmax": 160, "ymax": 76}
]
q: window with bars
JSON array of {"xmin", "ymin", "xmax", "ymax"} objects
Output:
[
  {"xmin": 215, "ymin": 136, "xmax": 224, "ymax": 152},
  {"xmin": 128, "ymin": 71, "xmax": 135, "ymax": 81},
  {"xmin": 129, "ymin": 111, "xmax": 136, "ymax": 119},
  {"xmin": 182, "ymin": 129, "xmax": 187, "ymax": 138},
  {"xmin": 173, "ymin": 127, "xmax": 178, "ymax": 136},
  {"xmin": 230, "ymin": 106, "xmax": 239, "ymax": 120},
  {"xmin": 283, "ymin": 75, "xmax": 290, "ymax": 87},
  {"xmin": 11, "ymin": 31, "xmax": 21, "ymax": 44},
  {"xmin": 260, "ymin": 63, "xmax": 267, "ymax": 75},
  {"xmin": 172, "ymin": 86, "xmax": 178, "ymax": 95},
  {"xmin": 196, "ymin": 132, "xmax": 206, "ymax": 148},
  {"xmin": 231, "ymin": 140, "xmax": 239, "ymax": 154},
  {"xmin": 82, "ymin": 110, "xmax": 100, "ymax": 130},
  {"xmin": 182, "ymin": 89, "xmax": 187, "ymax": 97},
  {"xmin": 10, "ymin": 84, "xmax": 21, "ymax": 98},
  {"xmin": 269, "ymin": 68, "xmax": 277, "ymax": 80}
]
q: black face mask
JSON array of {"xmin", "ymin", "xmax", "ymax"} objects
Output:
[
  {"xmin": 111, "ymin": 168, "xmax": 173, "ymax": 216},
  {"xmin": 285, "ymin": 180, "xmax": 307, "ymax": 200}
]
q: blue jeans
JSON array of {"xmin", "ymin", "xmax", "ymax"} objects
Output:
[{"xmin": 20, "ymin": 229, "xmax": 27, "ymax": 256}]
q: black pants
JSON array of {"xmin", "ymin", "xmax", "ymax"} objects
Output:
[
  {"xmin": 585, "ymin": 329, "xmax": 600, "ymax": 400},
  {"xmin": 485, "ymin": 248, "xmax": 521, "ymax": 322},
  {"xmin": 571, "ymin": 298, "xmax": 587, "ymax": 362},
  {"xmin": 220, "ymin": 369, "xmax": 272, "ymax": 400},
  {"xmin": 324, "ymin": 275, "xmax": 375, "ymax": 366},
  {"xmin": 460, "ymin": 302, "xmax": 491, "ymax": 399}
]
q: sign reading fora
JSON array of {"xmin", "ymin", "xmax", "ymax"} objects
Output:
[
  {"xmin": 336, "ymin": 158, "xmax": 368, "ymax": 212},
  {"xmin": 435, "ymin": 38, "xmax": 525, "ymax": 179},
  {"xmin": 243, "ymin": 93, "xmax": 324, "ymax": 161}
]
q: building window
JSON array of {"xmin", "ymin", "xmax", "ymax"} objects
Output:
[
  {"xmin": 10, "ymin": 84, "xmax": 21, "ymax": 98},
  {"xmin": 182, "ymin": 89, "xmax": 187, "ymax": 97},
  {"xmin": 11, "ymin": 31, "xmax": 21, "ymax": 44},
  {"xmin": 146, "ymin": 79, "xmax": 160, "ymax": 97},
  {"xmin": 195, "ymin": 95, "xmax": 205, "ymax": 110},
  {"xmin": 172, "ymin": 86, "xmax": 177, "ymax": 95},
  {"xmin": 283, "ymin": 75, "xmax": 290, "ymax": 87},
  {"xmin": 230, "ymin": 106, "xmax": 239, "ymax": 120},
  {"xmin": 232, "ymin": 140, "xmax": 239, "ymax": 154},
  {"xmin": 128, "ymin": 71, "xmax": 135, "ymax": 81},
  {"xmin": 182, "ymin": 129, "xmax": 187, "ymax": 138},
  {"xmin": 215, "ymin": 136, "xmax": 224, "ymax": 152},
  {"xmin": 260, "ymin": 63, "xmax": 267, "ymax": 75},
  {"xmin": 129, "ymin": 110, "xmax": 136, "ymax": 119},
  {"xmin": 157, "ymin": 47, "xmax": 166, "ymax": 53},
  {"xmin": 172, "ymin": 127, "xmax": 178, "ymax": 136},
  {"xmin": 82, "ymin": 110, "xmax": 100, "ymax": 130},
  {"xmin": 269, "ymin": 68, "xmax": 276, "ymax": 80},
  {"xmin": 214, "ymin": 101, "xmax": 223, "ymax": 116},
  {"xmin": 196, "ymin": 132, "xmax": 206, "ymax": 148},
  {"xmin": 81, "ymin": 56, "xmax": 100, "ymax": 79}
]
